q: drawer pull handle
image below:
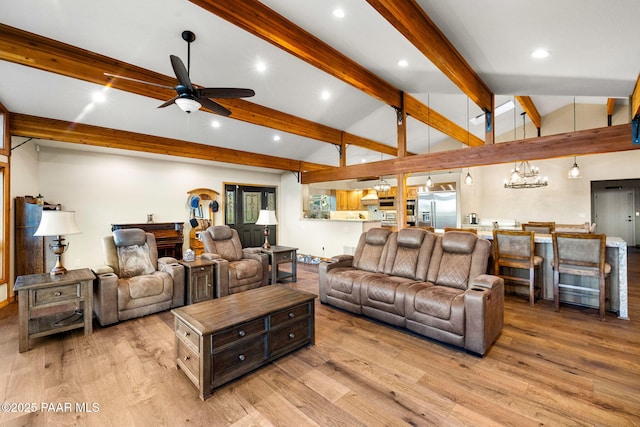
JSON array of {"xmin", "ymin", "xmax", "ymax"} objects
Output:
[
  {"xmin": 184, "ymin": 355, "xmax": 190, "ymax": 361},
  {"xmin": 288, "ymin": 312, "xmax": 295, "ymax": 319},
  {"xmin": 184, "ymin": 331, "xmax": 190, "ymax": 337},
  {"xmin": 54, "ymin": 291, "xmax": 62, "ymax": 297},
  {"xmin": 238, "ymin": 354, "xmax": 246, "ymax": 361},
  {"xmin": 289, "ymin": 333, "xmax": 295, "ymax": 339},
  {"xmin": 238, "ymin": 330, "xmax": 245, "ymax": 337}
]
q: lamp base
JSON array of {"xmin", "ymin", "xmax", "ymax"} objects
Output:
[
  {"xmin": 262, "ymin": 226, "xmax": 271, "ymax": 250},
  {"xmin": 50, "ymin": 255, "xmax": 68, "ymax": 275}
]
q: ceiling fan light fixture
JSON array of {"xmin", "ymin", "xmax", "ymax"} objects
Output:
[{"xmin": 175, "ymin": 97, "xmax": 201, "ymax": 113}]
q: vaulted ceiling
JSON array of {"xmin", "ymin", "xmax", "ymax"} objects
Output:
[{"xmin": 2, "ymin": 0, "xmax": 640, "ymax": 182}]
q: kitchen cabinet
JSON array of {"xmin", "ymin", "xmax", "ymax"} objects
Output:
[
  {"xmin": 336, "ymin": 190, "xmax": 349, "ymax": 211},
  {"xmin": 336, "ymin": 190, "xmax": 364, "ymax": 210},
  {"xmin": 407, "ymin": 186, "xmax": 418, "ymax": 200},
  {"xmin": 348, "ymin": 190, "xmax": 363, "ymax": 210}
]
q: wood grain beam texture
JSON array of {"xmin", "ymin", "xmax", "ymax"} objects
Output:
[
  {"xmin": 189, "ymin": 0, "xmax": 483, "ymax": 148},
  {"xmin": 301, "ymin": 124, "xmax": 636, "ymax": 183},
  {"xmin": 10, "ymin": 114, "xmax": 328, "ymax": 172},
  {"xmin": 516, "ymin": 96, "xmax": 542, "ymax": 131},
  {"xmin": 366, "ymin": 0, "xmax": 493, "ymax": 113},
  {"xmin": 0, "ymin": 23, "xmax": 394, "ymax": 159}
]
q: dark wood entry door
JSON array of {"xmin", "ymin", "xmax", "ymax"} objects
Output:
[{"xmin": 224, "ymin": 184, "xmax": 276, "ymax": 248}]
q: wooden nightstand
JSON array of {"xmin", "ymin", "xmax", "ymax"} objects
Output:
[
  {"xmin": 179, "ymin": 258, "xmax": 217, "ymax": 304},
  {"xmin": 14, "ymin": 268, "xmax": 95, "ymax": 352},
  {"xmin": 261, "ymin": 246, "xmax": 298, "ymax": 284}
]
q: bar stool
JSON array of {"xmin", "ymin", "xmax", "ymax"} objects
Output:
[
  {"xmin": 443, "ymin": 227, "xmax": 477, "ymax": 234},
  {"xmin": 551, "ymin": 232, "xmax": 610, "ymax": 321},
  {"xmin": 522, "ymin": 221, "xmax": 555, "ymax": 234},
  {"xmin": 493, "ymin": 230, "xmax": 543, "ymax": 306}
]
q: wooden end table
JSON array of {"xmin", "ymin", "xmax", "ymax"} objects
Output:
[
  {"xmin": 179, "ymin": 258, "xmax": 217, "ymax": 304},
  {"xmin": 261, "ymin": 245, "xmax": 298, "ymax": 284},
  {"xmin": 14, "ymin": 268, "xmax": 95, "ymax": 352}
]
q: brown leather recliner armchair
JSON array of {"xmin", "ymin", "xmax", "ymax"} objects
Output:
[
  {"xmin": 93, "ymin": 228, "xmax": 185, "ymax": 326},
  {"xmin": 200, "ymin": 225, "xmax": 269, "ymax": 297}
]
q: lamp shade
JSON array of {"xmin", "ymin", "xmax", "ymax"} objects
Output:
[
  {"xmin": 255, "ymin": 210, "xmax": 278, "ymax": 226},
  {"xmin": 34, "ymin": 211, "xmax": 81, "ymax": 236}
]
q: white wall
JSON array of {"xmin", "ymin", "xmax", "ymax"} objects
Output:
[{"xmin": 10, "ymin": 141, "xmax": 282, "ymax": 284}]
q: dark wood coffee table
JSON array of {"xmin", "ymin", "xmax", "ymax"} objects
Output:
[{"xmin": 171, "ymin": 285, "xmax": 316, "ymax": 400}]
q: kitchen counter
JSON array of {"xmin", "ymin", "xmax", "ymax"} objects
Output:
[{"xmin": 301, "ymin": 218, "xmax": 381, "ymax": 222}]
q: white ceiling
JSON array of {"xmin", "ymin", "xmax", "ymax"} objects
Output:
[{"xmin": 2, "ymin": 0, "xmax": 639, "ymax": 171}]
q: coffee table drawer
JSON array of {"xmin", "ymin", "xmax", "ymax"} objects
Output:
[
  {"xmin": 176, "ymin": 319, "xmax": 200, "ymax": 351},
  {"xmin": 212, "ymin": 317, "xmax": 267, "ymax": 349},
  {"xmin": 270, "ymin": 319, "xmax": 311, "ymax": 356},
  {"xmin": 33, "ymin": 284, "xmax": 81, "ymax": 307},
  {"xmin": 177, "ymin": 339, "xmax": 200, "ymax": 387},
  {"xmin": 270, "ymin": 302, "xmax": 311, "ymax": 327},
  {"xmin": 212, "ymin": 336, "xmax": 268, "ymax": 387}
]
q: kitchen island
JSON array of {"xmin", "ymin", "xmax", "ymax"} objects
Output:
[{"xmin": 478, "ymin": 231, "xmax": 628, "ymax": 319}]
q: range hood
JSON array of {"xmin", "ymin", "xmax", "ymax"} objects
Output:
[{"xmin": 361, "ymin": 189, "xmax": 379, "ymax": 204}]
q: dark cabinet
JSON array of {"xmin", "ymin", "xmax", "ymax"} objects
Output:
[
  {"xmin": 111, "ymin": 222, "xmax": 184, "ymax": 260},
  {"xmin": 14, "ymin": 196, "xmax": 58, "ymax": 278}
]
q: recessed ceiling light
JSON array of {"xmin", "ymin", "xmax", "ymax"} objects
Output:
[
  {"xmin": 321, "ymin": 90, "xmax": 331, "ymax": 101},
  {"xmin": 256, "ymin": 61, "xmax": 267, "ymax": 73},
  {"xmin": 397, "ymin": 59, "xmax": 408, "ymax": 68},
  {"xmin": 531, "ymin": 48, "xmax": 550, "ymax": 59},
  {"xmin": 333, "ymin": 8, "xmax": 345, "ymax": 18},
  {"xmin": 273, "ymin": 135, "xmax": 281, "ymax": 141},
  {"xmin": 211, "ymin": 120, "xmax": 221, "ymax": 128}
]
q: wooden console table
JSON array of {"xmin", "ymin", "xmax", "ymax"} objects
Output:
[
  {"xmin": 261, "ymin": 245, "xmax": 298, "ymax": 284},
  {"xmin": 14, "ymin": 268, "xmax": 95, "ymax": 352},
  {"xmin": 172, "ymin": 285, "xmax": 316, "ymax": 400},
  {"xmin": 112, "ymin": 222, "xmax": 184, "ymax": 260}
]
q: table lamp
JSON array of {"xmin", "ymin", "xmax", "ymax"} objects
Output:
[
  {"xmin": 34, "ymin": 210, "xmax": 81, "ymax": 275},
  {"xmin": 255, "ymin": 209, "xmax": 278, "ymax": 249}
]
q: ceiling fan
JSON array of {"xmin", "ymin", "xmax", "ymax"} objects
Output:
[{"xmin": 105, "ymin": 30, "xmax": 255, "ymax": 116}]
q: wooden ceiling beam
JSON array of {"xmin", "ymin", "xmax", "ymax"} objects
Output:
[
  {"xmin": 0, "ymin": 23, "xmax": 396, "ymax": 158},
  {"xmin": 189, "ymin": 0, "xmax": 482, "ymax": 148},
  {"xmin": 10, "ymin": 113, "xmax": 328, "ymax": 172},
  {"xmin": 516, "ymin": 96, "xmax": 542, "ymax": 130},
  {"xmin": 366, "ymin": 0, "xmax": 493, "ymax": 112},
  {"xmin": 632, "ymin": 73, "xmax": 640, "ymax": 118},
  {"xmin": 301, "ymin": 124, "xmax": 635, "ymax": 183}
]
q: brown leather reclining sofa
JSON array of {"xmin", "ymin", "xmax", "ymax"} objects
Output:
[{"xmin": 319, "ymin": 227, "xmax": 504, "ymax": 356}]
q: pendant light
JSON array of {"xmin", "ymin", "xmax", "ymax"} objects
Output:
[
  {"xmin": 426, "ymin": 93, "xmax": 433, "ymax": 188},
  {"xmin": 567, "ymin": 99, "xmax": 583, "ymax": 179},
  {"xmin": 464, "ymin": 97, "xmax": 473, "ymax": 185},
  {"xmin": 504, "ymin": 111, "xmax": 548, "ymax": 189}
]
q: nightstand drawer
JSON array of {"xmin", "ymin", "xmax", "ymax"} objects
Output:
[
  {"xmin": 275, "ymin": 251, "xmax": 292, "ymax": 263},
  {"xmin": 176, "ymin": 319, "xmax": 200, "ymax": 351},
  {"xmin": 32, "ymin": 284, "xmax": 81, "ymax": 307},
  {"xmin": 270, "ymin": 302, "xmax": 311, "ymax": 327},
  {"xmin": 212, "ymin": 317, "xmax": 267, "ymax": 349}
]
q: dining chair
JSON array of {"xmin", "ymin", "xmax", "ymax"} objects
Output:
[
  {"xmin": 522, "ymin": 221, "xmax": 555, "ymax": 234},
  {"xmin": 443, "ymin": 227, "xmax": 477, "ymax": 234},
  {"xmin": 492, "ymin": 230, "xmax": 542, "ymax": 306},
  {"xmin": 551, "ymin": 232, "xmax": 610, "ymax": 321}
]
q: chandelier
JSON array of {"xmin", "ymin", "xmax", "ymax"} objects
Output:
[
  {"xmin": 504, "ymin": 161, "xmax": 548, "ymax": 189},
  {"xmin": 374, "ymin": 177, "xmax": 391, "ymax": 193}
]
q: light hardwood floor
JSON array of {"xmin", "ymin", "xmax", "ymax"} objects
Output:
[{"xmin": 1, "ymin": 249, "xmax": 639, "ymax": 426}]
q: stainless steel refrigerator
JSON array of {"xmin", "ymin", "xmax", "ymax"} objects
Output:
[{"xmin": 417, "ymin": 191, "xmax": 457, "ymax": 229}]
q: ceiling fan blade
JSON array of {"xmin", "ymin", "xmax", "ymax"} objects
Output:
[
  {"xmin": 170, "ymin": 55, "xmax": 193, "ymax": 91},
  {"xmin": 157, "ymin": 96, "xmax": 179, "ymax": 108},
  {"xmin": 104, "ymin": 73, "xmax": 175, "ymax": 90},
  {"xmin": 197, "ymin": 87, "xmax": 255, "ymax": 99},
  {"xmin": 198, "ymin": 97, "xmax": 232, "ymax": 116}
]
